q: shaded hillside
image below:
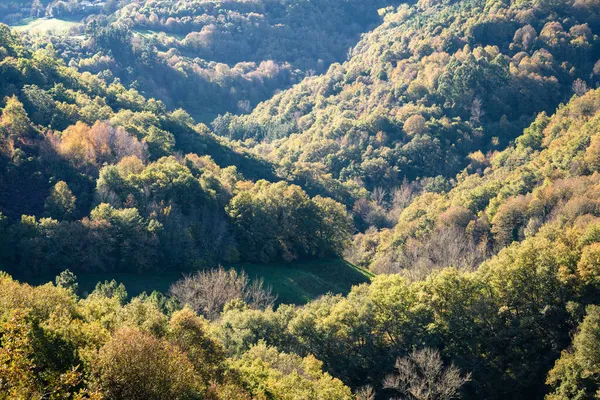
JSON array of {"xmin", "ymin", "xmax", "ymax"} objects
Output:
[
  {"xmin": 0, "ymin": 24, "xmax": 354, "ymax": 276},
  {"xmin": 11, "ymin": 0, "xmax": 406, "ymax": 121},
  {"xmin": 25, "ymin": 258, "xmax": 373, "ymax": 305}
]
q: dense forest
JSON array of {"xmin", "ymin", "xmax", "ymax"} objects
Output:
[
  {"xmin": 218, "ymin": 0, "xmax": 600, "ymax": 194},
  {"xmin": 3, "ymin": 0, "xmax": 600, "ymax": 398}
]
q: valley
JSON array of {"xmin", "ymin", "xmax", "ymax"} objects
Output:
[{"xmin": 2, "ymin": 0, "xmax": 600, "ymax": 399}]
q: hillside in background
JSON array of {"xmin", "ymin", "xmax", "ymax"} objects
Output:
[
  {"xmin": 4, "ymin": 0, "xmax": 404, "ymax": 121},
  {"xmin": 216, "ymin": 0, "xmax": 600, "ymax": 198}
]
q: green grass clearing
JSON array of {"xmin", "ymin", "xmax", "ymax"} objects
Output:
[
  {"xmin": 12, "ymin": 18, "xmax": 81, "ymax": 35},
  {"xmin": 234, "ymin": 259, "xmax": 373, "ymax": 304},
  {"xmin": 22, "ymin": 258, "xmax": 373, "ymax": 305},
  {"xmin": 135, "ymin": 29, "xmax": 186, "ymax": 41}
]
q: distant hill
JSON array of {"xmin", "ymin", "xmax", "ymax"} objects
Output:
[{"xmin": 6, "ymin": 0, "xmax": 405, "ymax": 121}]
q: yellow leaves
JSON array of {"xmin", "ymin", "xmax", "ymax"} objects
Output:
[
  {"xmin": 79, "ymin": 294, "xmax": 122, "ymax": 331},
  {"xmin": 0, "ymin": 275, "xmax": 78, "ymax": 323},
  {"xmin": 116, "ymin": 297, "xmax": 168, "ymax": 337},
  {"xmin": 557, "ymin": 264, "xmax": 579, "ymax": 287},
  {"xmin": 0, "ymin": 96, "xmax": 33, "ymax": 155},
  {"xmin": 45, "ymin": 181, "xmax": 77, "ymax": 219},
  {"xmin": 403, "ymin": 114, "xmax": 427, "ymax": 137},
  {"xmin": 44, "ymin": 308, "xmax": 110, "ymax": 353},
  {"xmin": 232, "ymin": 342, "xmax": 353, "ymax": 400},
  {"xmin": 539, "ymin": 21, "xmax": 567, "ymax": 47},
  {"xmin": 115, "ymin": 155, "xmax": 144, "ymax": 177},
  {"xmin": 0, "ymin": 285, "xmax": 236, "ymax": 399},
  {"xmin": 577, "ymin": 243, "xmax": 600, "ymax": 287},
  {"xmin": 58, "ymin": 121, "xmax": 94, "ymax": 168},
  {"xmin": 93, "ymin": 327, "xmax": 202, "ymax": 400},
  {"xmin": 438, "ymin": 205, "xmax": 475, "ymax": 229},
  {"xmin": 0, "ymin": 309, "xmax": 90, "ymax": 400},
  {"xmin": 547, "ymin": 306, "xmax": 600, "ymax": 398},
  {"xmin": 57, "ymin": 121, "xmax": 146, "ymax": 172},
  {"xmin": 169, "ymin": 308, "xmax": 226, "ymax": 369},
  {"xmin": 490, "ymin": 195, "xmax": 529, "ymax": 246},
  {"xmin": 585, "ymin": 134, "xmax": 600, "ymax": 172},
  {"xmin": 0, "ymin": 309, "xmax": 38, "ymax": 400}
]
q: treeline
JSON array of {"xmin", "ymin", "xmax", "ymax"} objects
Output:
[
  {"xmin": 0, "ymin": 24, "xmax": 354, "ymax": 277},
  {"xmin": 0, "ymin": 272, "xmax": 353, "ymax": 399}
]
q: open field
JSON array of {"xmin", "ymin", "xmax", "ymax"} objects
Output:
[
  {"xmin": 11, "ymin": 18, "xmax": 81, "ymax": 34},
  {"xmin": 22, "ymin": 258, "xmax": 373, "ymax": 305},
  {"xmin": 235, "ymin": 259, "xmax": 374, "ymax": 304},
  {"xmin": 135, "ymin": 29, "xmax": 186, "ymax": 40}
]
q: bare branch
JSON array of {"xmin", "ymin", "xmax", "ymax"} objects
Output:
[
  {"xmin": 384, "ymin": 348, "xmax": 470, "ymax": 400},
  {"xmin": 169, "ymin": 267, "xmax": 277, "ymax": 320}
]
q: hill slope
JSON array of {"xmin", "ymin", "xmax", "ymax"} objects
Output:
[
  {"xmin": 0, "ymin": 24, "xmax": 354, "ymax": 277},
  {"xmin": 213, "ymin": 87, "xmax": 600, "ymax": 399},
  {"xmin": 7, "ymin": 0, "xmax": 405, "ymax": 121},
  {"xmin": 358, "ymin": 84, "xmax": 600, "ymax": 276},
  {"xmin": 216, "ymin": 0, "xmax": 600, "ymax": 195}
]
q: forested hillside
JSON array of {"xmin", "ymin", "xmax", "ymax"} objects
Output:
[
  {"xmin": 217, "ymin": 0, "xmax": 600, "ymax": 196},
  {"xmin": 354, "ymin": 89, "xmax": 600, "ymax": 276},
  {"xmin": 231, "ymin": 88, "xmax": 600, "ymax": 399},
  {"xmin": 3, "ymin": 0, "xmax": 600, "ymax": 399},
  {"xmin": 0, "ymin": 24, "xmax": 354, "ymax": 277},
  {"xmin": 0, "ymin": 273, "xmax": 353, "ymax": 399},
  {"xmin": 4, "ymin": 88, "xmax": 600, "ymax": 399}
]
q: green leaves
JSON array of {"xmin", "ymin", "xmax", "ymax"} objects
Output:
[
  {"xmin": 546, "ymin": 306, "xmax": 600, "ymax": 399},
  {"xmin": 227, "ymin": 181, "xmax": 353, "ymax": 263}
]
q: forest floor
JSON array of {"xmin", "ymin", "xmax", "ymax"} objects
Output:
[{"xmin": 24, "ymin": 258, "xmax": 373, "ymax": 305}]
